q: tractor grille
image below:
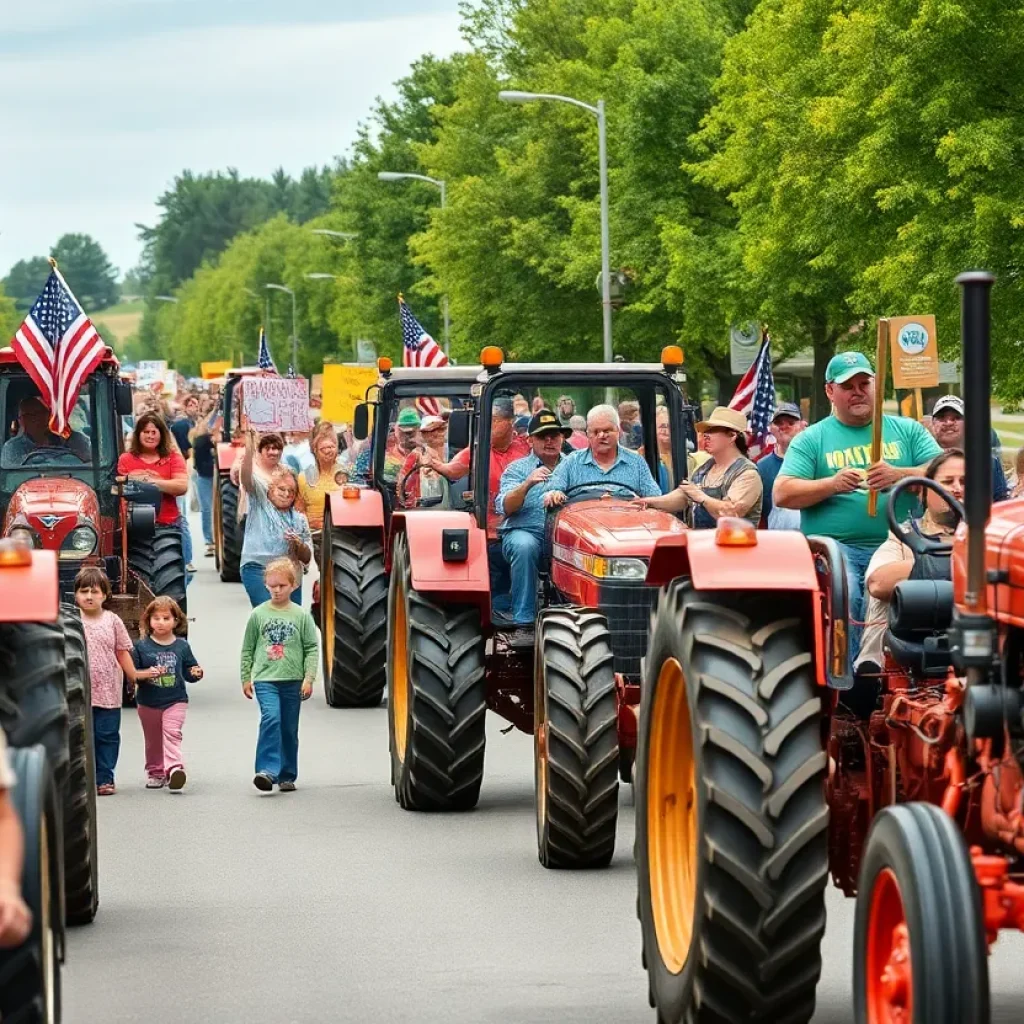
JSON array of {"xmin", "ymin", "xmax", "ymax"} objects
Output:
[{"xmin": 597, "ymin": 581, "xmax": 656, "ymax": 678}]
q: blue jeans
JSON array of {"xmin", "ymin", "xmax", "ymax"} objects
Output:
[
  {"xmin": 241, "ymin": 561, "xmax": 301, "ymax": 608},
  {"xmin": 487, "ymin": 540, "xmax": 512, "ymax": 615},
  {"xmin": 92, "ymin": 707, "xmax": 121, "ymax": 786},
  {"xmin": 176, "ymin": 495, "xmax": 193, "ymax": 572},
  {"xmin": 254, "ymin": 681, "xmax": 302, "ymax": 783},
  {"xmin": 501, "ymin": 530, "xmax": 543, "ymax": 625},
  {"xmin": 839, "ymin": 541, "xmax": 877, "ymax": 667},
  {"xmin": 196, "ymin": 474, "xmax": 214, "ymax": 545}
]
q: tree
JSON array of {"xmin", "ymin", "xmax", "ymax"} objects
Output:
[
  {"xmin": 2, "ymin": 256, "xmax": 50, "ymax": 310},
  {"xmin": 0, "ymin": 284, "xmax": 20, "ymax": 342},
  {"xmin": 51, "ymin": 234, "xmax": 120, "ymax": 311}
]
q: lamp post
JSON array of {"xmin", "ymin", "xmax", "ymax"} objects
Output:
[
  {"xmin": 265, "ymin": 284, "xmax": 297, "ymax": 370},
  {"xmin": 153, "ymin": 295, "xmax": 178, "ymax": 303},
  {"xmin": 499, "ymin": 90, "xmax": 612, "ymax": 363},
  {"xmin": 377, "ymin": 171, "xmax": 450, "ymax": 358},
  {"xmin": 310, "ymin": 230, "xmax": 359, "ymax": 242}
]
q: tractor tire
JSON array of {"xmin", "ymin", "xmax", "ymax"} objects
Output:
[
  {"xmin": 129, "ymin": 525, "xmax": 188, "ymax": 615},
  {"xmin": 59, "ymin": 607, "xmax": 98, "ymax": 926},
  {"xmin": 534, "ymin": 607, "xmax": 619, "ymax": 869},
  {"xmin": 0, "ymin": 746, "xmax": 62, "ymax": 1024},
  {"xmin": 217, "ymin": 476, "xmax": 242, "ymax": 583},
  {"xmin": 387, "ymin": 534, "xmax": 486, "ymax": 811},
  {"xmin": 854, "ymin": 804, "xmax": 989, "ymax": 1024},
  {"xmin": 321, "ymin": 517, "xmax": 388, "ymax": 707},
  {"xmin": 636, "ymin": 580, "xmax": 829, "ymax": 1024}
]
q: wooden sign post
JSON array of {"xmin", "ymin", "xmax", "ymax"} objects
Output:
[{"xmin": 868, "ymin": 319, "xmax": 890, "ymax": 518}]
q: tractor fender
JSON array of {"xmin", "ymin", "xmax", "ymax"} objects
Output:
[
  {"xmin": 390, "ymin": 510, "xmax": 490, "ymax": 593},
  {"xmin": 217, "ymin": 442, "xmax": 241, "ymax": 473},
  {"xmin": 0, "ymin": 549, "xmax": 59, "ymax": 622},
  {"xmin": 327, "ymin": 487, "xmax": 385, "ymax": 532}
]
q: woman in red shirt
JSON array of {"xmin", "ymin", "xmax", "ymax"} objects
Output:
[{"xmin": 118, "ymin": 413, "xmax": 189, "ymax": 524}]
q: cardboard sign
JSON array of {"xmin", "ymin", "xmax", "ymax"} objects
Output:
[
  {"xmin": 320, "ymin": 364, "xmax": 379, "ymax": 425},
  {"xmin": 136, "ymin": 360, "xmax": 167, "ymax": 388},
  {"xmin": 889, "ymin": 315, "xmax": 939, "ymax": 390},
  {"xmin": 201, "ymin": 360, "xmax": 232, "ymax": 380},
  {"xmin": 242, "ymin": 377, "xmax": 311, "ymax": 433}
]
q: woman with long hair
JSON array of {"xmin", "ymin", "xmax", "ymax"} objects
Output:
[{"xmin": 117, "ymin": 413, "xmax": 189, "ymax": 526}]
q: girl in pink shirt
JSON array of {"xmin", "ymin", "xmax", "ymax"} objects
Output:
[{"xmin": 74, "ymin": 568, "xmax": 158, "ymax": 795}]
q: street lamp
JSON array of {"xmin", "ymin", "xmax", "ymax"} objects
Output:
[
  {"xmin": 377, "ymin": 171, "xmax": 450, "ymax": 358},
  {"xmin": 154, "ymin": 295, "xmax": 178, "ymax": 303},
  {"xmin": 304, "ymin": 273, "xmax": 337, "ymax": 280},
  {"xmin": 265, "ymin": 284, "xmax": 297, "ymax": 371},
  {"xmin": 499, "ymin": 89, "xmax": 612, "ymax": 363},
  {"xmin": 310, "ymin": 230, "xmax": 359, "ymax": 241}
]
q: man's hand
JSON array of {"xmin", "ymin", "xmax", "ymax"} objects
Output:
[
  {"xmin": 301, "ymin": 679, "xmax": 313, "ymax": 700},
  {"xmin": 419, "ymin": 447, "xmax": 441, "ymax": 469},
  {"xmin": 242, "ymin": 680, "xmax": 253, "ymax": 699},
  {"xmin": 543, "ymin": 490, "xmax": 566, "ymax": 508},
  {"xmin": 866, "ymin": 461, "xmax": 903, "ymax": 492},
  {"xmin": 0, "ymin": 880, "xmax": 31, "ymax": 949},
  {"xmin": 832, "ymin": 468, "xmax": 864, "ymax": 495},
  {"xmin": 526, "ymin": 466, "xmax": 551, "ymax": 487}
]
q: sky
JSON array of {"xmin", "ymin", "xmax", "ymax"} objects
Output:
[{"xmin": 0, "ymin": 0, "xmax": 465, "ymax": 283}]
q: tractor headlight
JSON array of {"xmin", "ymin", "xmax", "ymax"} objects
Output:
[
  {"xmin": 593, "ymin": 557, "xmax": 649, "ymax": 581},
  {"xmin": 8, "ymin": 525, "xmax": 39, "ymax": 548},
  {"xmin": 60, "ymin": 525, "xmax": 98, "ymax": 559}
]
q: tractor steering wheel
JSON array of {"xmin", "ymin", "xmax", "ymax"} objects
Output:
[
  {"xmin": 560, "ymin": 481, "xmax": 642, "ymax": 504},
  {"xmin": 20, "ymin": 446, "xmax": 84, "ymax": 467},
  {"xmin": 886, "ymin": 476, "xmax": 965, "ymax": 558},
  {"xmin": 398, "ymin": 457, "xmax": 445, "ymax": 510}
]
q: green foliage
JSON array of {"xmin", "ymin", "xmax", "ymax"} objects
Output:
[
  {"xmin": 2, "ymin": 256, "xmax": 51, "ymax": 310},
  {"xmin": 0, "ymin": 284, "xmax": 20, "ymax": 342},
  {"xmin": 3, "ymin": 235, "xmax": 119, "ymax": 313}
]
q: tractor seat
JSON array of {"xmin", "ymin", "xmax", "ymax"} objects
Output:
[{"xmin": 885, "ymin": 579, "xmax": 954, "ymax": 678}]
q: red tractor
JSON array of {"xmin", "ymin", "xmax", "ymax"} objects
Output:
[
  {"xmin": 633, "ymin": 273, "xmax": 1024, "ymax": 1024},
  {"xmin": 383, "ymin": 347, "xmax": 705, "ymax": 868},
  {"xmin": 318, "ymin": 357, "xmax": 479, "ymax": 707}
]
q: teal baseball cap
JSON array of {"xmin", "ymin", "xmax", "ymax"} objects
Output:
[{"xmin": 826, "ymin": 351, "xmax": 875, "ymax": 384}]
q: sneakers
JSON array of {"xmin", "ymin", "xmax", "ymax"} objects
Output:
[
  {"xmin": 205, "ymin": 543, "xmax": 215, "ymax": 557},
  {"xmin": 279, "ymin": 781, "xmax": 296, "ymax": 792},
  {"xmin": 97, "ymin": 783, "xmax": 116, "ymax": 796},
  {"xmin": 146, "ymin": 776, "xmax": 167, "ymax": 789},
  {"xmin": 168, "ymin": 767, "xmax": 187, "ymax": 792},
  {"xmin": 253, "ymin": 772, "xmax": 274, "ymax": 792},
  {"xmin": 186, "ymin": 563, "xmax": 197, "ymax": 574}
]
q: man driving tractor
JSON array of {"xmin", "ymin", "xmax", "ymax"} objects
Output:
[{"xmin": 1, "ymin": 396, "xmax": 90, "ymax": 467}]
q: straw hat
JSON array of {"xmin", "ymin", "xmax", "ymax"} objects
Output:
[{"xmin": 695, "ymin": 406, "xmax": 748, "ymax": 435}]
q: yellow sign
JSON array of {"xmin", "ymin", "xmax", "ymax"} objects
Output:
[
  {"xmin": 201, "ymin": 360, "xmax": 232, "ymax": 380},
  {"xmin": 889, "ymin": 315, "xmax": 939, "ymax": 390},
  {"xmin": 320, "ymin": 364, "xmax": 379, "ymax": 424}
]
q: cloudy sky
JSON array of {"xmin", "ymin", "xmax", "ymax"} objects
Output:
[{"xmin": 0, "ymin": 0, "xmax": 464, "ymax": 280}]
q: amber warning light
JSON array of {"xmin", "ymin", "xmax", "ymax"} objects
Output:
[
  {"xmin": 715, "ymin": 517, "xmax": 757, "ymax": 547},
  {"xmin": 661, "ymin": 345, "xmax": 684, "ymax": 368},
  {"xmin": 480, "ymin": 346, "xmax": 504, "ymax": 369},
  {"xmin": 377, "ymin": 357, "xmax": 393, "ymax": 375},
  {"xmin": 0, "ymin": 538, "xmax": 33, "ymax": 567}
]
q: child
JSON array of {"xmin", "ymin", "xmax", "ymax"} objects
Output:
[
  {"xmin": 74, "ymin": 567, "xmax": 158, "ymax": 795},
  {"xmin": 240, "ymin": 558, "xmax": 318, "ymax": 793},
  {"xmin": 132, "ymin": 596, "xmax": 203, "ymax": 792}
]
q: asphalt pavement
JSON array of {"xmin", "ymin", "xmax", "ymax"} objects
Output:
[{"xmin": 63, "ymin": 514, "xmax": 1024, "ymax": 1023}]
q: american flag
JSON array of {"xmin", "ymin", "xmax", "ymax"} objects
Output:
[
  {"xmin": 400, "ymin": 296, "xmax": 447, "ymax": 416},
  {"xmin": 729, "ymin": 332, "xmax": 775, "ymax": 459},
  {"xmin": 257, "ymin": 327, "xmax": 276, "ymax": 372},
  {"xmin": 11, "ymin": 266, "xmax": 106, "ymax": 437}
]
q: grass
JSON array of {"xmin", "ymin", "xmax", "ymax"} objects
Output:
[{"xmin": 92, "ymin": 298, "xmax": 144, "ymax": 351}]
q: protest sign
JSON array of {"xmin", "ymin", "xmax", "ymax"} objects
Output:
[
  {"xmin": 136, "ymin": 360, "xmax": 167, "ymax": 388},
  {"xmin": 320, "ymin": 364, "xmax": 379, "ymax": 425},
  {"xmin": 161, "ymin": 370, "xmax": 178, "ymax": 396},
  {"xmin": 242, "ymin": 377, "xmax": 310, "ymax": 432},
  {"xmin": 889, "ymin": 315, "xmax": 939, "ymax": 390},
  {"xmin": 201, "ymin": 360, "xmax": 232, "ymax": 380}
]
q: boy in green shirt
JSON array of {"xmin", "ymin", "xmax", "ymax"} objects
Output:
[
  {"xmin": 241, "ymin": 558, "xmax": 319, "ymax": 793},
  {"xmin": 775, "ymin": 351, "xmax": 940, "ymax": 663}
]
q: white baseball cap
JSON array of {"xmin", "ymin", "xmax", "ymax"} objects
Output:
[{"xmin": 932, "ymin": 395, "xmax": 964, "ymax": 417}]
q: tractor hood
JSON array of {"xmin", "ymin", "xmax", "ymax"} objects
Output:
[
  {"xmin": 551, "ymin": 499, "xmax": 687, "ymax": 558},
  {"xmin": 4, "ymin": 477, "xmax": 100, "ymax": 543}
]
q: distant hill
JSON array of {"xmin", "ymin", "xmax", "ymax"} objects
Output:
[{"xmin": 92, "ymin": 299, "xmax": 144, "ymax": 351}]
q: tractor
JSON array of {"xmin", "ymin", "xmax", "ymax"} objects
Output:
[
  {"xmin": 633, "ymin": 272, "xmax": 1024, "ymax": 1024},
  {"xmin": 0, "ymin": 345, "xmax": 189, "ymax": 927},
  {"xmin": 318, "ymin": 356, "xmax": 479, "ymax": 707},
  {"xmin": 0, "ymin": 542, "xmax": 74, "ymax": 1024},
  {"xmin": 383, "ymin": 346, "xmax": 703, "ymax": 869}
]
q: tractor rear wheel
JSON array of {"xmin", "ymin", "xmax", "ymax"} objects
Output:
[
  {"xmin": 59, "ymin": 607, "xmax": 98, "ymax": 926},
  {"xmin": 387, "ymin": 534, "xmax": 486, "ymax": 811},
  {"xmin": 534, "ymin": 607, "xmax": 618, "ymax": 869},
  {"xmin": 217, "ymin": 476, "xmax": 242, "ymax": 583},
  {"xmin": 854, "ymin": 803, "xmax": 989, "ymax": 1024},
  {"xmin": 129, "ymin": 526, "xmax": 188, "ymax": 614},
  {"xmin": 0, "ymin": 746, "xmax": 62, "ymax": 1024},
  {"xmin": 636, "ymin": 580, "xmax": 829, "ymax": 1024},
  {"xmin": 321, "ymin": 515, "xmax": 387, "ymax": 707}
]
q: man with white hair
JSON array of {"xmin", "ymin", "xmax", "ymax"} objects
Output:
[{"xmin": 543, "ymin": 404, "xmax": 661, "ymax": 507}]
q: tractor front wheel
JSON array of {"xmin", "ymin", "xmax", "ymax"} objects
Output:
[
  {"xmin": 854, "ymin": 803, "xmax": 989, "ymax": 1024},
  {"xmin": 636, "ymin": 580, "xmax": 829, "ymax": 1024},
  {"xmin": 534, "ymin": 607, "xmax": 618, "ymax": 869},
  {"xmin": 128, "ymin": 526, "xmax": 188, "ymax": 615},
  {"xmin": 387, "ymin": 534, "xmax": 486, "ymax": 811},
  {"xmin": 216, "ymin": 475, "xmax": 242, "ymax": 583}
]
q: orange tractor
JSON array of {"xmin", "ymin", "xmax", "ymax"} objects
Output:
[
  {"xmin": 384, "ymin": 349, "xmax": 711, "ymax": 868},
  {"xmin": 634, "ymin": 272, "xmax": 1024, "ymax": 1024}
]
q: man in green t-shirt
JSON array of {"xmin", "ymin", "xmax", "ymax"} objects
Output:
[{"xmin": 775, "ymin": 350, "xmax": 941, "ymax": 662}]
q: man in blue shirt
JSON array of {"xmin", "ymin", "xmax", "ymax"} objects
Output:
[
  {"xmin": 757, "ymin": 402, "xmax": 806, "ymax": 528},
  {"xmin": 495, "ymin": 409, "xmax": 570, "ymax": 642},
  {"xmin": 544, "ymin": 404, "xmax": 662, "ymax": 509}
]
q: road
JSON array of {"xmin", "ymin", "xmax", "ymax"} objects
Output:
[{"xmin": 64, "ymin": 515, "xmax": 1024, "ymax": 1023}]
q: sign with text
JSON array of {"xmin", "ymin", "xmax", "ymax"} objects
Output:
[
  {"xmin": 889, "ymin": 315, "xmax": 939, "ymax": 390},
  {"xmin": 136, "ymin": 360, "xmax": 167, "ymax": 388},
  {"xmin": 201, "ymin": 360, "xmax": 232, "ymax": 380},
  {"xmin": 320, "ymin": 364, "xmax": 379, "ymax": 425},
  {"xmin": 242, "ymin": 377, "xmax": 311, "ymax": 433}
]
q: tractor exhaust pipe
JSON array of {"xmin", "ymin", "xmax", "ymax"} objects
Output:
[{"xmin": 956, "ymin": 270, "xmax": 994, "ymax": 614}]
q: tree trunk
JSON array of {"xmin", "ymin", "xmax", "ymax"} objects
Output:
[
  {"xmin": 810, "ymin": 320, "xmax": 836, "ymax": 423},
  {"xmin": 706, "ymin": 352, "xmax": 734, "ymax": 408}
]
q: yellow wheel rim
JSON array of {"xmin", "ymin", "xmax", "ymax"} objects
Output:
[
  {"xmin": 322, "ymin": 532, "xmax": 335, "ymax": 677},
  {"xmin": 392, "ymin": 576, "xmax": 410, "ymax": 762},
  {"xmin": 647, "ymin": 656, "xmax": 698, "ymax": 974}
]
